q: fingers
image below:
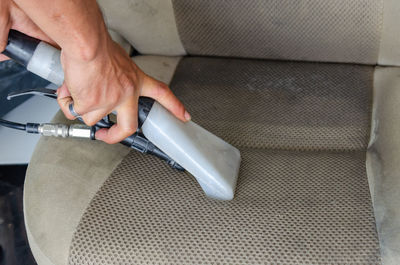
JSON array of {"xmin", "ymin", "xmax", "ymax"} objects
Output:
[
  {"xmin": 80, "ymin": 108, "xmax": 110, "ymax": 126},
  {"xmin": 59, "ymin": 92, "xmax": 139, "ymax": 144},
  {"xmin": 141, "ymin": 75, "xmax": 191, "ymax": 122},
  {"xmin": 95, "ymin": 100, "xmax": 138, "ymax": 144},
  {"xmin": 0, "ymin": 54, "xmax": 9, "ymax": 62},
  {"xmin": 58, "ymin": 83, "xmax": 95, "ymax": 121},
  {"xmin": 57, "ymin": 83, "xmax": 76, "ymax": 120}
]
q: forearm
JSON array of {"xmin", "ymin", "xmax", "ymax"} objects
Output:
[{"xmin": 12, "ymin": 0, "xmax": 108, "ymax": 61}]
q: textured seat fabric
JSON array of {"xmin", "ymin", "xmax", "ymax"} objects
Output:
[
  {"xmin": 172, "ymin": 0, "xmax": 382, "ymax": 64},
  {"xmin": 24, "ymin": 113, "xmax": 131, "ymax": 265},
  {"xmin": 168, "ymin": 58, "xmax": 372, "ymax": 151},
  {"xmin": 24, "ymin": 0, "xmax": 400, "ymax": 264},
  {"xmin": 97, "ymin": 0, "xmax": 400, "ymax": 65},
  {"xmin": 67, "ymin": 57, "xmax": 380, "ymax": 264},
  {"xmin": 97, "ymin": 0, "xmax": 185, "ymax": 56},
  {"xmin": 70, "ymin": 150, "xmax": 379, "ymax": 264}
]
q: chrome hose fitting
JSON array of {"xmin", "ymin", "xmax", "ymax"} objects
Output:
[
  {"xmin": 38, "ymin": 123, "xmax": 92, "ymax": 139},
  {"xmin": 68, "ymin": 124, "xmax": 92, "ymax": 139}
]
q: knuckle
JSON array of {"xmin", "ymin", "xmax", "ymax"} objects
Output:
[
  {"xmin": 84, "ymin": 117, "xmax": 97, "ymax": 126},
  {"xmin": 76, "ymin": 46, "xmax": 98, "ymax": 62},
  {"xmin": 121, "ymin": 123, "xmax": 137, "ymax": 136},
  {"xmin": 108, "ymin": 91, "xmax": 121, "ymax": 105},
  {"xmin": 105, "ymin": 137, "xmax": 119, "ymax": 145},
  {"xmin": 154, "ymin": 82, "xmax": 170, "ymax": 100},
  {"xmin": 84, "ymin": 96, "xmax": 98, "ymax": 110},
  {"xmin": 157, "ymin": 82, "xmax": 169, "ymax": 91},
  {"xmin": 103, "ymin": 139, "xmax": 115, "ymax": 144},
  {"xmin": 57, "ymin": 101, "xmax": 72, "ymax": 118},
  {"xmin": 62, "ymin": 109, "xmax": 75, "ymax": 120}
]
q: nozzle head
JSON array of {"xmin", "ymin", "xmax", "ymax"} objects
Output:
[{"xmin": 142, "ymin": 102, "xmax": 241, "ymax": 200}]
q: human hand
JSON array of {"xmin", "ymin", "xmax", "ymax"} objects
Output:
[
  {"xmin": 1, "ymin": 0, "xmax": 188, "ymax": 145},
  {"xmin": 57, "ymin": 35, "xmax": 190, "ymax": 144},
  {"xmin": 0, "ymin": 0, "xmax": 55, "ymax": 61}
]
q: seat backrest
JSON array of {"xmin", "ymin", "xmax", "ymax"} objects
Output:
[{"xmin": 98, "ymin": 0, "xmax": 400, "ymax": 66}]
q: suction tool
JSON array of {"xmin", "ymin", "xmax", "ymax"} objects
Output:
[{"xmin": 3, "ymin": 30, "xmax": 242, "ymax": 200}]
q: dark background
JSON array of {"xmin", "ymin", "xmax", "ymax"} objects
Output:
[{"xmin": 0, "ymin": 60, "xmax": 46, "ymax": 265}]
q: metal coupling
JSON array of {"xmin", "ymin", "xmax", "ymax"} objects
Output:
[
  {"xmin": 38, "ymin": 123, "xmax": 92, "ymax": 139},
  {"xmin": 38, "ymin": 123, "xmax": 68, "ymax": 137},
  {"xmin": 68, "ymin": 124, "xmax": 92, "ymax": 139}
]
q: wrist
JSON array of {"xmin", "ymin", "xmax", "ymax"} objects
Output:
[
  {"xmin": 59, "ymin": 1, "xmax": 110, "ymax": 63},
  {"xmin": 62, "ymin": 27, "xmax": 111, "ymax": 63}
]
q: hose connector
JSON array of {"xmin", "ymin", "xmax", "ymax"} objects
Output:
[
  {"xmin": 38, "ymin": 123, "xmax": 68, "ymax": 137},
  {"xmin": 38, "ymin": 123, "xmax": 94, "ymax": 139},
  {"xmin": 69, "ymin": 124, "xmax": 94, "ymax": 139}
]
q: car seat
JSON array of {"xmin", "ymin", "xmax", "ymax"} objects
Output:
[{"xmin": 24, "ymin": 0, "xmax": 400, "ymax": 264}]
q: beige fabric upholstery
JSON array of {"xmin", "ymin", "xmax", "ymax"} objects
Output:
[
  {"xmin": 98, "ymin": 0, "xmax": 186, "ymax": 56},
  {"xmin": 70, "ymin": 150, "xmax": 380, "ymax": 264},
  {"xmin": 24, "ymin": 56, "xmax": 181, "ymax": 265},
  {"xmin": 99, "ymin": 0, "xmax": 400, "ymax": 66},
  {"xmin": 367, "ymin": 67, "xmax": 400, "ymax": 264},
  {"xmin": 172, "ymin": 0, "xmax": 382, "ymax": 64},
  {"xmin": 24, "ymin": 0, "xmax": 400, "ymax": 263},
  {"xmin": 68, "ymin": 57, "xmax": 380, "ymax": 264},
  {"xmin": 25, "ymin": 57, "xmax": 399, "ymax": 264},
  {"xmin": 168, "ymin": 58, "xmax": 373, "ymax": 151},
  {"xmin": 378, "ymin": 0, "xmax": 400, "ymax": 66}
]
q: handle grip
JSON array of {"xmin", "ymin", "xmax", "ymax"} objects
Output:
[{"xmin": 3, "ymin": 30, "xmax": 40, "ymax": 66}]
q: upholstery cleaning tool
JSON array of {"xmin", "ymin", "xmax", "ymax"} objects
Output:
[{"xmin": 1, "ymin": 30, "xmax": 241, "ymax": 200}]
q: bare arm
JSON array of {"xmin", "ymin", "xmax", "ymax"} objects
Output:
[
  {"xmin": 1, "ymin": 0, "xmax": 190, "ymax": 143},
  {"xmin": 12, "ymin": 0, "xmax": 109, "ymax": 61},
  {"xmin": 0, "ymin": 0, "xmax": 55, "ymax": 60}
]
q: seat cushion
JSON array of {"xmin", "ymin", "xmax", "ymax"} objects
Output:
[
  {"xmin": 23, "ymin": 56, "xmax": 383, "ymax": 264},
  {"xmin": 25, "ymin": 55, "xmax": 386, "ymax": 264},
  {"xmin": 98, "ymin": 0, "xmax": 400, "ymax": 66}
]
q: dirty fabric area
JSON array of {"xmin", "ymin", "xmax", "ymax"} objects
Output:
[{"xmin": 68, "ymin": 58, "xmax": 380, "ymax": 264}]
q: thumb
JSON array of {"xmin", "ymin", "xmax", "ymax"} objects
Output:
[{"xmin": 57, "ymin": 83, "xmax": 76, "ymax": 120}]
